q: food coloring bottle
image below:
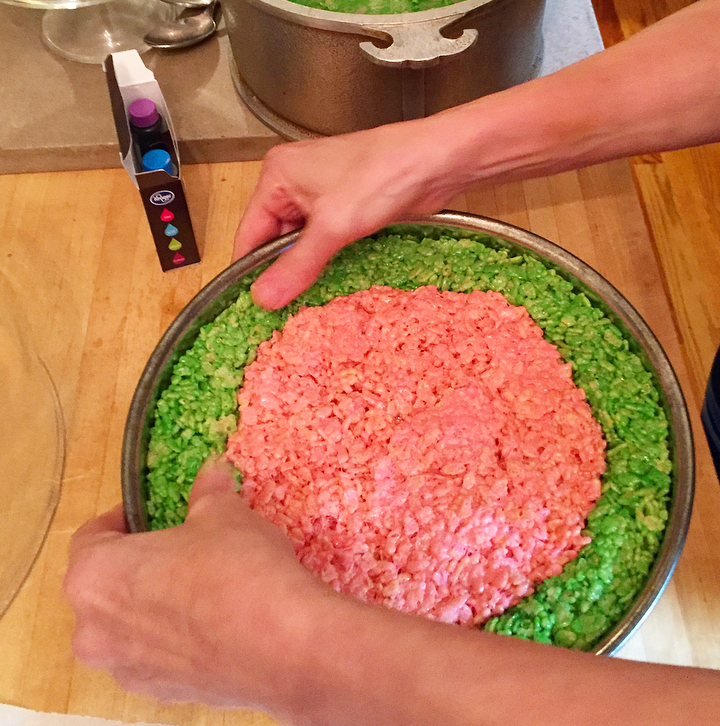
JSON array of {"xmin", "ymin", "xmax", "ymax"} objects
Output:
[
  {"xmin": 142, "ymin": 148, "xmax": 174, "ymax": 175},
  {"xmin": 128, "ymin": 98, "xmax": 167, "ymax": 157}
]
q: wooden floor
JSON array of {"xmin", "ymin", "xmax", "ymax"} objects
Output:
[
  {"xmin": 591, "ymin": 0, "xmax": 720, "ymax": 669},
  {"xmin": 592, "ymin": 0, "xmax": 720, "ymax": 402}
]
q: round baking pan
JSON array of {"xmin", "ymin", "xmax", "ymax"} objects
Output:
[{"xmin": 122, "ymin": 211, "xmax": 694, "ymax": 655}]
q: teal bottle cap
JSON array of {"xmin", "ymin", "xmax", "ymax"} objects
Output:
[{"xmin": 142, "ymin": 149, "xmax": 173, "ymax": 174}]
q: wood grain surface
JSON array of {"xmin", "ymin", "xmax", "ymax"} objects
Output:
[
  {"xmin": 1, "ymin": 154, "xmax": 718, "ymax": 725},
  {"xmin": 1, "ymin": 0, "xmax": 719, "ymax": 721},
  {"xmin": 591, "ymin": 0, "xmax": 720, "ymax": 668}
]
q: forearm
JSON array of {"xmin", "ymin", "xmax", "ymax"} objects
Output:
[
  {"xmin": 273, "ymin": 591, "xmax": 719, "ymax": 726},
  {"xmin": 65, "ymin": 465, "xmax": 717, "ymax": 724},
  {"xmin": 436, "ymin": 0, "xmax": 720, "ymax": 192}
]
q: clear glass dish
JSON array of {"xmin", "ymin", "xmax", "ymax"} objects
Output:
[
  {"xmin": 0, "ymin": 277, "xmax": 65, "ymax": 620},
  {"xmin": 1, "ymin": 0, "xmax": 169, "ymax": 64}
]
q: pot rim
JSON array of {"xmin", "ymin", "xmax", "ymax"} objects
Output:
[
  {"xmin": 236, "ymin": 0, "xmax": 509, "ymax": 32},
  {"xmin": 122, "ymin": 211, "xmax": 694, "ymax": 656}
]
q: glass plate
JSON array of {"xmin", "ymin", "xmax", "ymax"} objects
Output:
[
  {"xmin": 0, "ymin": 0, "xmax": 169, "ymax": 64},
  {"xmin": 0, "ymin": 278, "xmax": 65, "ymax": 620}
]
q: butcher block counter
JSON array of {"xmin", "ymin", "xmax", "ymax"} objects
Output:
[
  {"xmin": 1, "ymin": 6, "xmax": 720, "ymax": 726},
  {"xmin": 1, "ymin": 158, "xmax": 719, "ymax": 724}
]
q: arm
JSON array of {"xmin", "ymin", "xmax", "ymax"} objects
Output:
[
  {"xmin": 234, "ymin": 0, "xmax": 720, "ymax": 309},
  {"xmin": 64, "ymin": 460, "xmax": 720, "ymax": 726}
]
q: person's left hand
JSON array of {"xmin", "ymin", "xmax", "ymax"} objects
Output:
[{"xmin": 63, "ymin": 457, "xmax": 328, "ymax": 710}]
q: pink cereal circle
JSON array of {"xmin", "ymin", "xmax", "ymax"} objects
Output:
[{"xmin": 226, "ymin": 286, "xmax": 606, "ymax": 625}]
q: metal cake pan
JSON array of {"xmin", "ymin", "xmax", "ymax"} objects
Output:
[{"xmin": 122, "ymin": 211, "xmax": 694, "ymax": 656}]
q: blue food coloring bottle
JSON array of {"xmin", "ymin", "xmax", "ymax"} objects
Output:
[{"xmin": 142, "ymin": 148, "xmax": 174, "ymax": 175}]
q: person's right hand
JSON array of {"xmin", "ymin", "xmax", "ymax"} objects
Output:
[
  {"xmin": 233, "ymin": 112, "xmax": 474, "ymax": 310},
  {"xmin": 62, "ymin": 457, "xmax": 331, "ymax": 712}
]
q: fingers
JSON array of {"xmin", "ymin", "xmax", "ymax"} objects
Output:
[
  {"xmin": 64, "ymin": 505, "xmax": 128, "ymax": 616},
  {"xmin": 233, "ymin": 200, "xmax": 286, "ymax": 262},
  {"xmin": 111, "ymin": 666, "xmax": 241, "ymax": 708},
  {"xmin": 187, "ymin": 455, "xmax": 240, "ymax": 511},
  {"xmin": 69, "ymin": 504, "xmax": 127, "ymax": 557},
  {"xmin": 249, "ymin": 216, "xmax": 359, "ymax": 309},
  {"xmin": 232, "ymin": 153, "xmax": 306, "ymax": 262},
  {"xmin": 232, "ymin": 194, "xmax": 305, "ymax": 263}
]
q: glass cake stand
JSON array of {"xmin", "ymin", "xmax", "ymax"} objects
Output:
[
  {"xmin": 1, "ymin": 0, "xmax": 168, "ymax": 63},
  {"xmin": 0, "ymin": 277, "xmax": 65, "ymax": 620}
]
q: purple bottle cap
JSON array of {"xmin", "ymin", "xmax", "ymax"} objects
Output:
[{"xmin": 128, "ymin": 98, "xmax": 159, "ymax": 128}]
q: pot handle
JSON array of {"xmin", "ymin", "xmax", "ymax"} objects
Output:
[{"xmin": 359, "ymin": 20, "xmax": 478, "ymax": 69}]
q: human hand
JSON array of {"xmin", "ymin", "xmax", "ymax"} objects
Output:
[
  {"xmin": 62, "ymin": 463, "xmax": 720, "ymax": 726},
  {"xmin": 233, "ymin": 113, "xmax": 474, "ymax": 309},
  {"xmin": 63, "ymin": 457, "xmax": 328, "ymax": 711}
]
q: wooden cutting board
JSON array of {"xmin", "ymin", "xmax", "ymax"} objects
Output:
[{"xmin": 0, "ymin": 157, "xmax": 718, "ymax": 726}]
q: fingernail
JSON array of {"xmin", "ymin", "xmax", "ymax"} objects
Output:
[
  {"xmin": 251, "ymin": 277, "xmax": 288, "ymax": 310},
  {"xmin": 197, "ymin": 454, "xmax": 235, "ymax": 479},
  {"xmin": 188, "ymin": 456, "xmax": 240, "ymax": 510},
  {"xmin": 197, "ymin": 452, "xmax": 220, "ymax": 474}
]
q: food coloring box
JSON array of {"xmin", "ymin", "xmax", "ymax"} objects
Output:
[{"xmin": 104, "ymin": 51, "xmax": 200, "ymax": 271}]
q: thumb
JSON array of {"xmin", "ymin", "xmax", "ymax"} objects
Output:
[{"xmin": 187, "ymin": 455, "xmax": 239, "ymax": 512}]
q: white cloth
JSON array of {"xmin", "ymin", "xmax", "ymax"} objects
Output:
[
  {"xmin": 541, "ymin": 0, "xmax": 605, "ymax": 76},
  {"xmin": 0, "ymin": 704, "xmax": 169, "ymax": 726}
]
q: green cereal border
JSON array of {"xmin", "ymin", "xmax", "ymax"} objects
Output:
[
  {"xmin": 288, "ymin": 0, "xmax": 459, "ymax": 14},
  {"xmin": 144, "ymin": 228, "xmax": 672, "ymax": 650}
]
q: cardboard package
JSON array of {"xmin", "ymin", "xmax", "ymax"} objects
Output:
[{"xmin": 104, "ymin": 51, "xmax": 200, "ymax": 271}]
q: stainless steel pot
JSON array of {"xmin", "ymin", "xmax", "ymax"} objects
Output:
[
  {"xmin": 223, "ymin": 0, "xmax": 546, "ymax": 137},
  {"xmin": 122, "ymin": 212, "xmax": 694, "ymax": 655}
]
